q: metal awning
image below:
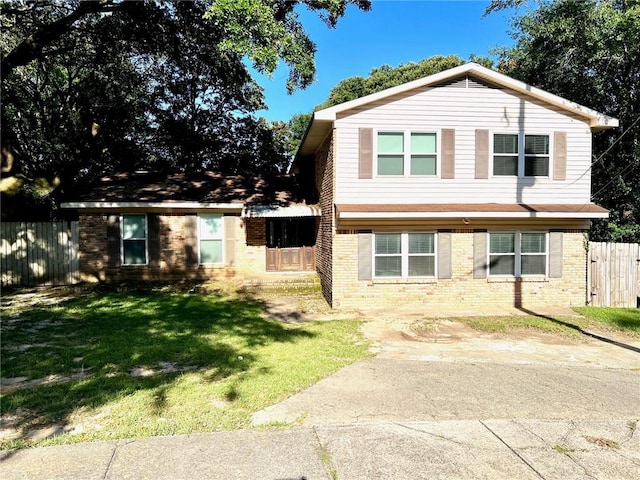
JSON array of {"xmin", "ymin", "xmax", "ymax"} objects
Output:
[{"xmin": 242, "ymin": 205, "xmax": 321, "ymax": 218}]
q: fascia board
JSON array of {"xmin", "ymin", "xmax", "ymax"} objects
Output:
[
  {"xmin": 338, "ymin": 211, "xmax": 609, "ymax": 220},
  {"xmin": 314, "ymin": 63, "xmax": 619, "ymax": 128},
  {"xmin": 60, "ymin": 201, "xmax": 244, "ymax": 210}
]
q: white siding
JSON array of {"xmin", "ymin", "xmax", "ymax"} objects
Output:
[{"xmin": 334, "ymin": 84, "xmax": 594, "ymax": 205}]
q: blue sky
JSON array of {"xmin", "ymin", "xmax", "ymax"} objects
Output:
[{"xmin": 252, "ymin": 0, "xmax": 517, "ymax": 123}]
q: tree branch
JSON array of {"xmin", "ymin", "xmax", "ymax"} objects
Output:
[{"xmin": 1, "ymin": 0, "xmax": 124, "ymax": 80}]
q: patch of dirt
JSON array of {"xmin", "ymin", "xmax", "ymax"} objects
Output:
[
  {"xmin": 410, "ymin": 321, "xmax": 584, "ymax": 346},
  {"xmin": 260, "ymin": 296, "xmax": 358, "ymax": 323},
  {"xmin": 0, "ymin": 372, "xmax": 93, "ymax": 395},
  {"xmin": 129, "ymin": 362, "xmax": 196, "ymax": 377},
  {"xmin": 360, "ymin": 315, "xmax": 640, "ymax": 369},
  {"xmin": 1, "ymin": 288, "xmax": 81, "ymax": 311}
]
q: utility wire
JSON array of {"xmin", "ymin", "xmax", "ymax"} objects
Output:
[
  {"xmin": 591, "ymin": 155, "xmax": 639, "ymax": 200},
  {"xmin": 548, "ymin": 111, "xmax": 640, "ymax": 190}
]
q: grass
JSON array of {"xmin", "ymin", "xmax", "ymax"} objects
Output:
[
  {"xmin": 0, "ymin": 284, "xmax": 370, "ymax": 450},
  {"xmin": 573, "ymin": 307, "xmax": 640, "ymax": 333},
  {"xmin": 413, "ymin": 307, "xmax": 640, "ymax": 339}
]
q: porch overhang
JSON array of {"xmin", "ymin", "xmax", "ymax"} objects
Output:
[
  {"xmin": 336, "ymin": 203, "xmax": 609, "ymax": 220},
  {"xmin": 60, "ymin": 201, "xmax": 243, "ymax": 211},
  {"xmin": 242, "ymin": 205, "xmax": 321, "ymax": 218}
]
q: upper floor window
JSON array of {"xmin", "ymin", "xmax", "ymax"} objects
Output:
[
  {"xmin": 489, "ymin": 232, "xmax": 547, "ymax": 277},
  {"xmin": 493, "ymin": 133, "xmax": 549, "ymax": 177},
  {"xmin": 198, "ymin": 214, "xmax": 223, "ymax": 264},
  {"xmin": 374, "ymin": 232, "xmax": 436, "ymax": 278},
  {"xmin": 377, "ymin": 131, "xmax": 437, "ymax": 176},
  {"xmin": 122, "ymin": 214, "xmax": 147, "ymax": 265}
]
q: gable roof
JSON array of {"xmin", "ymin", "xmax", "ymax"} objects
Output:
[
  {"xmin": 296, "ymin": 62, "xmax": 619, "ymax": 160},
  {"xmin": 60, "ymin": 171, "xmax": 311, "ymax": 210}
]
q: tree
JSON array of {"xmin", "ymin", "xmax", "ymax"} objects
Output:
[
  {"xmin": 317, "ymin": 54, "xmax": 486, "ymax": 109},
  {"xmin": 1, "ymin": 0, "xmax": 371, "ymax": 219},
  {"xmin": 287, "ymin": 54, "xmax": 495, "ymax": 155},
  {"xmin": 489, "ymin": 0, "xmax": 640, "ymax": 242},
  {"xmin": 206, "ymin": 0, "xmax": 371, "ymax": 93}
]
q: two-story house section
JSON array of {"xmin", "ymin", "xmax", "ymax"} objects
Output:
[{"xmin": 293, "ymin": 63, "xmax": 619, "ymax": 310}]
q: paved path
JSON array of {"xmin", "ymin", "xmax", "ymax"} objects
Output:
[
  {"xmin": 2, "ymin": 420, "xmax": 639, "ymax": 480},
  {"xmin": 251, "ymin": 359, "xmax": 640, "ymax": 426}
]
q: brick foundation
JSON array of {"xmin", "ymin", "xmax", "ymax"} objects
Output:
[{"xmin": 331, "ymin": 230, "xmax": 588, "ymax": 310}]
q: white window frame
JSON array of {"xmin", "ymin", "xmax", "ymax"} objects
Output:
[
  {"xmin": 488, "ymin": 231, "xmax": 548, "ymax": 277},
  {"xmin": 491, "ymin": 132, "xmax": 551, "ymax": 178},
  {"xmin": 523, "ymin": 134, "xmax": 550, "ymax": 177},
  {"xmin": 375, "ymin": 130, "xmax": 439, "ymax": 177},
  {"xmin": 198, "ymin": 213, "xmax": 224, "ymax": 265},
  {"xmin": 121, "ymin": 213, "xmax": 148, "ymax": 266},
  {"xmin": 372, "ymin": 231, "xmax": 437, "ymax": 278}
]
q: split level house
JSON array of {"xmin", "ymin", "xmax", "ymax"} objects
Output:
[{"xmin": 62, "ymin": 63, "xmax": 619, "ymax": 310}]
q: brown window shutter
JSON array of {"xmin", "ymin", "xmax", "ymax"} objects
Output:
[
  {"xmin": 148, "ymin": 214, "xmax": 160, "ymax": 268},
  {"xmin": 441, "ymin": 129, "xmax": 455, "ymax": 179},
  {"xmin": 437, "ymin": 231, "xmax": 452, "ymax": 279},
  {"xmin": 359, "ymin": 128, "xmax": 373, "ymax": 179},
  {"xmin": 358, "ymin": 232, "xmax": 372, "ymax": 280},
  {"xmin": 473, "ymin": 230, "xmax": 487, "ymax": 279},
  {"xmin": 475, "ymin": 129, "xmax": 489, "ymax": 179},
  {"xmin": 553, "ymin": 132, "xmax": 567, "ymax": 180},
  {"xmin": 224, "ymin": 215, "xmax": 236, "ymax": 267},
  {"xmin": 184, "ymin": 214, "xmax": 198, "ymax": 266},
  {"xmin": 548, "ymin": 231, "xmax": 563, "ymax": 278},
  {"xmin": 106, "ymin": 215, "xmax": 120, "ymax": 267}
]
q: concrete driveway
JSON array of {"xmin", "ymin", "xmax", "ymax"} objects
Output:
[
  {"xmin": 247, "ymin": 312, "xmax": 640, "ymax": 479},
  {"xmin": 253, "ymin": 312, "xmax": 640, "ymax": 425}
]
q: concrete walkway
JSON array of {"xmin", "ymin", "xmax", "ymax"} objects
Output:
[{"xmin": 2, "ymin": 419, "xmax": 639, "ymax": 480}]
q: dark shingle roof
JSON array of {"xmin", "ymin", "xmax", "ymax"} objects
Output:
[{"xmin": 71, "ymin": 171, "xmax": 310, "ymax": 206}]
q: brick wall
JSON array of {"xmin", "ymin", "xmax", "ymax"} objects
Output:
[
  {"xmin": 315, "ymin": 131, "xmax": 335, "ymax": 305},
  {"xmin": 331, "ymin": 229, "xmax": 588, "ymax": 310},
  {"xmin": 238, "ymin": 218, "xmax": 266, "ymax": 274},
  {"xmin": 78, "ymin": 214, "xmax": 109, "ymax": 281},
  {"xmin": 78, "ymin": 213, "xmax": 265, "ymax": 282}
]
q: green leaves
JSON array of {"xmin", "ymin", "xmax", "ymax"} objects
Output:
[
  {"xmin": 494, "ymin": 0, "xmax": 640, "ymax": 242},
  {"xmin": 207, "ymin": 0, "xmax": 287, "ymax": 75},
  {"xmin": 317, "ymin": 54, "xmax": 492, "ymax": 109},
  {"xmin": 206, "ymin": 0, "xmax": 371, "ymax": 93}
]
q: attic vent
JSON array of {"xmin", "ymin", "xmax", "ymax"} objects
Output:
[
  {"xmin": 434, "ymin": 76, "xmax": 467, "ymax": 88},
  {"xmin": 433, "ymin": 75, "xmax": 498, "ymax": 89}
]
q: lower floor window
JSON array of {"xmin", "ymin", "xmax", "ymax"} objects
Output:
[
  {"xmin": 489, "ymin": 232, "xmax": 547, "ymax": 276},
  {"xmin": 374, "ymin": 232, "xmax": 435, "ymax": 277},
  {"xmin": 122, "ymin": 214, "xmax": 147, "ymax": 265},
  {"xmin": 199, "ymin": 214, "xmax": 223, "ymax": 264}
]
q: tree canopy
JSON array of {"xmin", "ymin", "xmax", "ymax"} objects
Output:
[
  {"xmin": 287, "ymin": 54, "xmax": 494, "ymax": 155},
  {"xmin": 491, "ymin": 0, "xmax": 640, "ymax": 242},
  {"xmin": 0, "ymin": 0, "xmax": 370, "ymax": 219}
]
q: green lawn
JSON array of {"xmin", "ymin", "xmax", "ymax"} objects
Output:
[
  {"xmin": 416, "ymin": 307, "xmax": 640, "ymax": 338},
  {"xmin": 1, "ymin": 286, "xmax": 370, "ymax": 450},
  {"xmin": 573, "ymin": 306, "xmax": 640, "ymax": 333}
]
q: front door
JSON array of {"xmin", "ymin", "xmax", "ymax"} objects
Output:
[{"xmin": 266, "ymin": 218, "xmax": 316, "ymax": 272}]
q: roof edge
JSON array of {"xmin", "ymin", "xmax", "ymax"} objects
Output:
[
  {"xmin": 314, "ymin": 63, "xmax": 619, "ymax": 129},
  {"xmin": 60, "ymin": 201, "xmax": 244, "ymax": 210}
]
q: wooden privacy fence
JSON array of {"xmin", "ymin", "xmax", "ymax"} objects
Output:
[
  {"xmin": 589, "ymin": 242, "xmax": 640, "ymax": 308},
  {"xmin": 1, "ymin": 221, "xmax": 79, "ymax": 287}
]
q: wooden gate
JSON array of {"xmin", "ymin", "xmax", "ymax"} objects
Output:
[
  {"xmin": 1, "ymin": 221, "xmax": 79, "ymax": 287},
  {"xmin": 588, "ymin": 242, "xmax": 640, "ymax": 307},
  {"xmin": 266, "ymin": 246, "xmax": 315, "ymax": 272}
]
